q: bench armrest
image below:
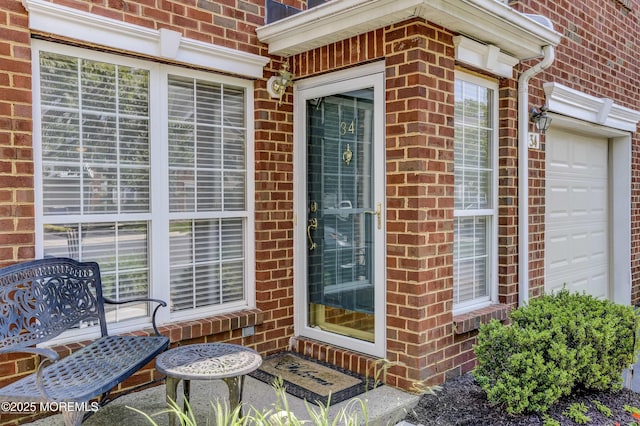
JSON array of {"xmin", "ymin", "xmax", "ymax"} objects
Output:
[
  {"xmin": 103, "ymin": 297, "xmax": 167, "ymax": 336},
  {"xmin": 3, "ymin": 347, "xmax": 62, "ymax": 402},
  {"xmin": 5, "ymin": 346, "xmax": 60, "ymax": 362}
]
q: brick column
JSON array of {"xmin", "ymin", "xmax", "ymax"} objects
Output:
[
  {"xmin": 0, "ymin": 1, "xmax": 34, "ymax": 268},
  {"xmin": 498, "ymin": 81, "xmax": 520, "ymax": 307},
  {"xmin": 384, "ymin": 19, "xmax": 455, "ymax": 389},
  {"xmin": 0, "ymin": 4, "xmax": 36, "ymax": 425},
  {"xmin": 253, "ymin": 60, "xmax": 296, "ymax": 356}
]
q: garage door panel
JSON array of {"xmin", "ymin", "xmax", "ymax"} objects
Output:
[
  {"xmin": 549, "ymin": 273, "xmax": 608, "ymax": 299},
  {"xmin": 547, "ymin": 182, "xmax": 606, "ymax": 220},
  {"xmin": 573, "ymin": 146, "xmax": 605, "ymax": 171},
  {"xmin": 547, "ymin": 227, "xmax": 606, "ymax": 264},
  {"xmin": 546, "ymin": 266, "xmax": 608, "ymax": 299},
  {"xmin": 545, "ymin": 128, "xmax": 609, "ymax": 299},
  {"xmin": 548, "ymin": 137, "xmax": 571, "ymax": 169},
  {"xmin": 589, "ymin": 230, "xmax": 607, "ymax": 254},
  {"xmin": 549, "ymin": 132, "xmax": 607, "ymax": 173},
  {"xmin": 547, "ymin": 234, "xmax": 569, "ymax": 268},
  {"xmin": 547, "ymin": 187, "xmax": 569, "ymax": 218},
  {"xmin": 571, "ymin": 233, "xmax": 589, "ymax": 263}
]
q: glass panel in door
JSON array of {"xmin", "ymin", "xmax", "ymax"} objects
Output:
[{"xmin": 306, "ymin": 90, "xmax": 376, "ymax": 342}]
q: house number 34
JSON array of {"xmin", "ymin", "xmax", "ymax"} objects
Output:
[{"xmin": 340, "ymin": 120, "xmax": 355, "ymax": 135}]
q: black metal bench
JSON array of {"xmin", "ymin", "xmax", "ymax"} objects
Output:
[{"xmin": 0, "ymin": 257, "xmax": 169, "ymax": 425}]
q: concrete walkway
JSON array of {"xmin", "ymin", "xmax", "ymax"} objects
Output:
[
  {"xmin": 22, "ymin": 364, "xmax": 640, "ymax": 426},
  {"xmin": 24, "ymin": 376, "xmax": 420, "ymax": 426}
]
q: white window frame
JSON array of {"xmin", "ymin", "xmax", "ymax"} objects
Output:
[
  {"xmin": 32, "ymin": 40, "xmax": 255, "ymax": 343},
  {"xmin": 453, "ymin": 71, "xmax": 498, "ymax": 315}
]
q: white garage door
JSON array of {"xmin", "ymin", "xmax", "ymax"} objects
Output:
[{"xmin": 545, "ymin": 128, "xmax": 609, "ymax": 298}]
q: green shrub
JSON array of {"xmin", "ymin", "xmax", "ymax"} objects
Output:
[
  {"xmin": 592, "ymin": 400, "xmax": 612, "ymax": 417},
  {"xmin": 473, "ymin": 318, "xmax": 575, "ymax": 414},
  {"xmin": 562, "ymin": 402, "xmax": 590, "ymax": 424},
  {"xmin": 473, "ymin": 289, "xmax": 640, "ymax": 414},
  {"xmin": 541, "ymin": 414, "xmax": 561, "ymax": 426},
  {"xmin": 510, "ymin": 290, "xmax": 638, "ymax": 391}
]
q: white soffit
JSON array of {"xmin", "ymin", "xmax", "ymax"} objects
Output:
[
  {"xmin": 22, "ymin": 0, "xmax": 269, "ymax": 79},
  {"xmin": 256, "ymin": 0, "xmax": 562, "ymax": 59},
  {"xmin": 544, "ymin": 82, "xmax": 640, "ymax": 132}
]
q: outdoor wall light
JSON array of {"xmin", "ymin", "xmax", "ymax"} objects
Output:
[
  {"xmin": 267, "ymin": 62, "xmax": 293, "ymax": 105},
  {"xmin": 530, "ymin": 106, "xmax": 552, "ymax": 133}
]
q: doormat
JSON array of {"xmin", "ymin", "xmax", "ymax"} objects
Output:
[{"xmin": 248, "ymin": 352, "xmax": 377, "ymax": 405}]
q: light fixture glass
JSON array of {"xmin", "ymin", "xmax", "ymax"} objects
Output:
[
  {"xmin": 530, "ymin": 106, "xmax": 552, "ymax": 133},
  {"xmin": 266, "ymin": 62, "xmax": 293, "ymax": 105}
]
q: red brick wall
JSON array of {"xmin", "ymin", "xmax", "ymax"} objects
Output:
[
  {"xmin": 509, "ymin": 0, "xmax": 640, "ymax": 303},
  {"xmin": 0, "ymin": 1, "xmax": 34, "ymax": 269},
  {"xmin": 253, "ymin": 58, "xmax": 296, "ymax": 356},
  {"xmin": 290, "ymin": 29, "xmax": 385, "ymax": 77},
  {"xmin": 383, "ymin": 19, "xmax": 456, "ymax": 388},
  {"xmin": 0, "ymin": 4, "xmax": 36, "ymax": 423},
  {"xmin": 498, "ymin": 79, "xmax": 520, "ymax": 306}
]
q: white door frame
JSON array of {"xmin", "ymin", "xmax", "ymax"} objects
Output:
[{"xmin": 293, "ymin": 62, "xmax": 386, "ymax": 357}]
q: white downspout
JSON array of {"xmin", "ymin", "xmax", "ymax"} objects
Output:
[{"xmin": 518, "ymin": 44, "xmax": 555, "ymax": 306}]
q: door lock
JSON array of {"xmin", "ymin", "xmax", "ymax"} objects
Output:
[{"xmin": 365, "ymin": 202, "xmax": 382, "ymax": 230}]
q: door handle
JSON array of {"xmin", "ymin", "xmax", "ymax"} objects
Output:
[
  {"xmin": 365, "ymin": 202, "xmax": 382, "ymax": 230},
  {"xmin": 307, "ymin": 217, "xmax": 318, "ymax": 251}
]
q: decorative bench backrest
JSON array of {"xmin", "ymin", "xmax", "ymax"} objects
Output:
[{"xmin": 0, "ymin": 257, "xmax": 108, "ymax": 353}]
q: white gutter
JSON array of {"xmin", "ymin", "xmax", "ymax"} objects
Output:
[{"xmin": 518, "ymin": 43, "xmax": 555, "ymax": 306}]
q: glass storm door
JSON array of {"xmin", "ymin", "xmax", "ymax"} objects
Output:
[{"xmin": 295, "ymin": 66, "xmax": 385, "ymax": 357}]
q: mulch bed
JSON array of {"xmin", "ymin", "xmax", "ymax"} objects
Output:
[{"xmin": 403, "ymin": 373, "xmax": 640, "ymax": 425}]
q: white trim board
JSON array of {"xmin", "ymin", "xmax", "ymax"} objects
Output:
[
  {"xmin": 453, "ymin": 36, "xmax": 519, "ymax": 79},
  {"xmin": 22, "ymin": 0, "xmax": 269, "ymax": 79},
  {"xmin": 544, "ymin": 82, "xmax": 640, "ymax": 132}
]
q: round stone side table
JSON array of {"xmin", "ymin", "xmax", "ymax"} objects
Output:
[{"xmin": 155, "ymin": 343, "xmax": 262, "ymax": 425}]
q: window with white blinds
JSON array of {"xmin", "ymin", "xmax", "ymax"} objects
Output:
[
  {"xmin": 453, "ymin": 73, "xmax": 497, "ymax": 313},
  {"xmin": 35, "ymin": 42, "xmax": 253, "ymax": 326},
  {"xmin": 167, "ymin": 76, "xmax": 247, "ymax": 311}
]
